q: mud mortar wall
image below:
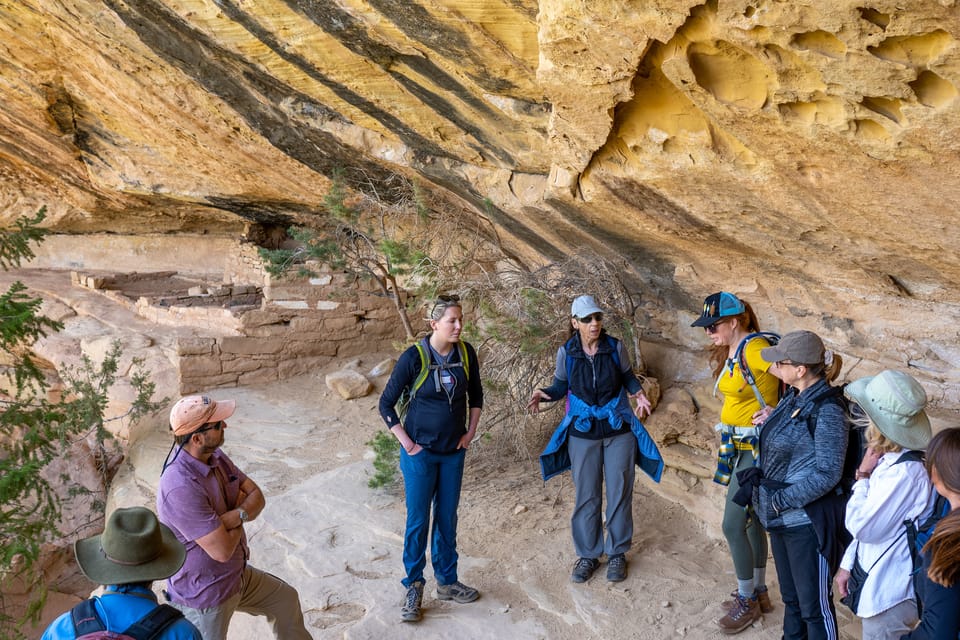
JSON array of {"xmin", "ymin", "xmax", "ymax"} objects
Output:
[{"xmin": 177, "ymin": 267, "xmax": 406, "ymax": 393}]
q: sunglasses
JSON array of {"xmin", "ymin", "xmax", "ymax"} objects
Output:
[
  {"xmin": 195, "ymin": 420, "xmax": 225, "ymax": 434},
  {"xmin": 437, "ymin": 294, "xmax": 460, "ymax": 303},
  {"xmin": 776, "ymin": 360, "xmax": 796, "ymax": 368},
  {"xmin": 577, "ymin": 313, "xmax": 603, "ymax": 324},
  {"xmin": 705, "ymin": 319, "xmax": 729, "ymax": 334}
]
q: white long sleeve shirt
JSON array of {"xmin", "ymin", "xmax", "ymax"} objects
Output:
[{"xmin": 840, "ymin": 449, "xmax": 934, "ymax": 619}]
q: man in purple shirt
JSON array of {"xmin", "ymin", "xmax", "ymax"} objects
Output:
[{"xmin": 157, "ymin": 395, "xmax": 312, "ymax": 640}]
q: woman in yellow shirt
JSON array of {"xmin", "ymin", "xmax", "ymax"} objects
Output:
[{"xmin": 691, "ymin": 292, "xmax": 781, "ymax": 634}]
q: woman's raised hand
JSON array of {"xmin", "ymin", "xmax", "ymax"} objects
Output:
[{"xmin": 527, "ymin": 389, "xmax": 550, "ymax": 414}]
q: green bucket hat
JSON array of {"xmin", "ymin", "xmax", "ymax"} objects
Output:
[
  {"xmin": 74, "ymin": 507, "xmax": 185, "ymax": 585},
  {"xmin": 844, "ymin": 370, "xmax": 932, "ymax": 451}
]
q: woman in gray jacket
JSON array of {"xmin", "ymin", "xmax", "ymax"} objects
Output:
[{"xmin": 754, "ymin": 330, "xmax": 846, "ymax": 640}]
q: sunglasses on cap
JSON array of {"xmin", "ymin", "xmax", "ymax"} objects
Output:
[
  {"xmin": 577, "ymin": 313, "xmax": 603, "ymax": 324},
  {"xmin": 194, "ymin": 420, "xmax": 225, "ymax": 434}
]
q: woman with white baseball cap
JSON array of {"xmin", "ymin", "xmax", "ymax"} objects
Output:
[
  {"xmin": 529, "ymin": 295, "xmax": 663, "ymax": 585},
  {"xmin": 835, "ymin": 370, "xmax": 934, "ymax": 640}
]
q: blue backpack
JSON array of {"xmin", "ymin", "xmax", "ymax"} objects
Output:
[
  {"xmin": 71, "ymin": 599, "xmax": 183, "ymax": 640},
  {"xmin": 901, "ymin": 451, "xmax": 951, "ymax": 616}
]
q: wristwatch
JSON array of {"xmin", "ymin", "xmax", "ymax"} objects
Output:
[{"xmin": 237, "ymin": 508, "xmax": 248, "ymax": 523}]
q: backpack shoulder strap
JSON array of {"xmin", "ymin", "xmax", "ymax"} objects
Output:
[
  {"xmin": 802, "ymin": 385, "xmax": 845, "ymax": 437},
  {"xmin": 458, "ymin": 341, "xmax": 470, "ymax": 381},
  {"xmin": 71, "ymin": 599, "xmax": 105, "ymax": 637},
  {"xmin": 409, "ymin": 339, "xmax": 431, "ymax": 399},
  {"xmin": 735, "ymin": 332, "xmax": 779, "ymax": 408},
  {"xmin": 122, "ymin": 604, "xmax": 184, "ymax": 640},
  {"xmin": 606, "ymin": 334, "xmax": 621, "ymax": 370},
  {"xmin": 895, "ymin": 450, "xmax": 925, "ymax": 465}
]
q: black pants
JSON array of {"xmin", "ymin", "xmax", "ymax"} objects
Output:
[{"xmin": 769, "ymin": 524, "xmax": 838, "ymax": 640}]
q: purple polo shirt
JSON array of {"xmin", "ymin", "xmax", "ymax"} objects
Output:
[{"xmin": 157, "ymin": 448, "xmax": 249, "ymax": 608}]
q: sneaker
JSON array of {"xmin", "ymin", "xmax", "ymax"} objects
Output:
[
  {"xmin": 606, "ymin": 553, "xmax": 627, "ymax": 583},
  {"xmin": 400, "ymin": 580, "xmax": 424, "ymax": 622},
  {"xmin": 721, "ymin": 586, "xmax": 774, "ymax": 614},
  {"xmin": 571, "ymin": 557, "xmax": 600, "ymax": 583},
  {"xmin": 436, "ymin": 581, "xmax": 480, "ymax": 603},
  {"xmin": 717, "ymin": 593, "xmax": 761, "ymax": 634}
]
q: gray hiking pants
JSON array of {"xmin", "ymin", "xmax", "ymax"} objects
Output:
[{"xmin": 568, "ymin": 432, "xmax": 636, "ymax": 558}]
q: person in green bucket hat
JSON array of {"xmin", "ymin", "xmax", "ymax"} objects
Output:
[
  {"xmin": 41, "ymin": 506, "xmax": 201, "ymax": 639},
  {"xmin": 835, "ymin": 370, "xmax": 933, "ymax": 640}
]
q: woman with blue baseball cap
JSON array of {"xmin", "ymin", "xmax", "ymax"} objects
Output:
[{"xmin": 692, "ymin": 291, "xmax": 781, "ymax": 633}]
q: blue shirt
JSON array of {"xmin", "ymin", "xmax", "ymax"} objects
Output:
[{"xmin": 41, "ymin": 585, "xmax": 201, "ymax": 640}]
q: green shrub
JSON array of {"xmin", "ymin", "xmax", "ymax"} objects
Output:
[{"xmin": 366, "ymin": 430, "xmax": 400, "ymax": 489}]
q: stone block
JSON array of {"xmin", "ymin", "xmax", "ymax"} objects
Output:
[
  {"xmin": 284, "ymin": 339, "xmax": 338, "ymax": 358},
  {"xmin": 289, "ymin": 316, "xmax": 325, "ymax": 332},
  {"xmin": 176, "ymin": 337, "xmax": 217, "ymax": 356},
  {"xmin": 362, "ymin": 320, "xmax": 404, "ymax": 339},
  {"xmin": 179, "ymin": 373, "xmax": 238, "ymax": 394},
  {"xmin": 239, "ymin": 309, "xmax": 285, "ymax": 328},
  {"xmin": 323, "ymin": 316, "xmax": 359, "ymax": 332},
  {"xmin": 325, "ymin": 369, "xmax": 373, "ymax": 399},
  {"xmin": 316, "ymin": 300, "xmax": 341, "ymax": 310},
  {"xmin": 219, "ymin": 337, "xmax": 285, "ymax": 355},
  {"xmin": 270, "ymin": 300, "xmax": 310, "ymax": 310},
  {"xmin": 179, "ymin": 355, "xmax": 223, "ymax": 377},
  {"xmin": 238, "ymin": 366, "xmax": 279, "ymax": 386},
  {"xmin": 220, "ymin": 357, "xmax": 262, "ymax": 374}
]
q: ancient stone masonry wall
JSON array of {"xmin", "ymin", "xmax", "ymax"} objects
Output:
[{"xmin": 177, "ymin": 267, "xmax": 406, "ymax": 394}]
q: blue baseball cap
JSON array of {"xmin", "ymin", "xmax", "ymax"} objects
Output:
[{"xmin": 691, "ymin": 292, "xmax": 746, "ymax": 327}]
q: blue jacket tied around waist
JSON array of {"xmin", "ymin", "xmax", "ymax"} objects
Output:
[{"xmin": 539, "ymin": 390, "xmax": 664, "ymax": 482}]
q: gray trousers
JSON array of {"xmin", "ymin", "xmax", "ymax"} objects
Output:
[
  {"xmin": 568, "ymin": 432, "xmax": 636, "ymax": 558},
  {"xmin": 861, "ymin": 599, "xmax": 919, "ymax": 640},
  {"xmin": 172, "ymin": 565, "xmax": 312, "ymax": 640}
]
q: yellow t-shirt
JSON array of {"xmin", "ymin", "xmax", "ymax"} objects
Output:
[{"xmin": 717, "ymin": 337, "xmax": 780, "ymax": 427}]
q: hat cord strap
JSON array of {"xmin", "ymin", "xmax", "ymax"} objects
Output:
[{"xmin": 99, "ymin": 545, "xmax": 162, "ymax": 566}]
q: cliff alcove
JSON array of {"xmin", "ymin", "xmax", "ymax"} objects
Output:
[{"xmin": 2, "ymin": 1, "xmax": 959, "ymax": 637}]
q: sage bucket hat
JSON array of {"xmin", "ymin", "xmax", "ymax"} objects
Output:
[
  {"xmin": 74, "ymin": 507, "xmax": 186, "ymax": 585},
  {"xmin": 844, "ymin": 370, "xmax": 932, "ymax": 451}
]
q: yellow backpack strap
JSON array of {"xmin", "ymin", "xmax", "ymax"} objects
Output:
[
  {"xmin": 410, "ymin": 340, "xmax": 431, "ymax": 399},
  {"xmin": 459, "ymin": 341, "xmax": 470, "ymax": 381}
]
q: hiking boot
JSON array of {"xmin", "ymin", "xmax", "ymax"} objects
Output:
[
  {"xmin": 721, "ymin": 586, "xmax": 774, "ymax": 614},
  {"xmin": 606, "ymin": 553, "xmax": 627, "ymax": 583},
  {"xmin": 717, "ymin": 593, "xmax": 761, "ymax": 634},
  {"xmin": 437, "ymin": 581, "xmax": 480, "ymax": 603},
  {"xmin": 571, "ymin": 557, "xmax": 600, "ymax": 583},
  {"xmin": 400, "ymin": 580, "xmax": 424, "ymax": 622}
]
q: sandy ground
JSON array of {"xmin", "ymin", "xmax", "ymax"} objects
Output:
[{"xmin": 113, "ymin": 362, "xmax": 863, "ymax": 640}]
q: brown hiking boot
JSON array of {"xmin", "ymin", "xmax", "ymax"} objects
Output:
[
  {"xmin": 717, "ymin": 593, "xmax": 761, "ymax": 634},
  {"xmin": 721, "ymin": 586, "xmax": 774, "ymax": 614}
]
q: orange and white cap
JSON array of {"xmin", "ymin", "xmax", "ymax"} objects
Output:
[{"xmin": 170, "ymin": 395, "xmax": 236, "ymax": 437}]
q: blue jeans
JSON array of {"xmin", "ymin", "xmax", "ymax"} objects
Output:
[
  {"xmin": 769, "ymin": 524, "xmax": 838, "ymax": 640},
  {"xmin": 399, "ymin": 447, "xmax": 466, "ymax": 587}
]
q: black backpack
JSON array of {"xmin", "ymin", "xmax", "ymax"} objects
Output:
[
  {"xmin": 71, "ymin": 599, "xmax": 183, "ymax": 640},
  {"xmin": 801, "ymin": 383, "xmax": 865, "ymax": 496}
]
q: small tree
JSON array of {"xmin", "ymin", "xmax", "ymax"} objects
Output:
[
  {"xmin": 0, "ymin": 208, "xmax": 162, "ymax": 638},
  {"xmin": 259, "ymin": 169, "xmax": 494, "ymax": 340},
  {"xmin": 460, "ymin": 250, "xmax": 650, "ymax": 458}
]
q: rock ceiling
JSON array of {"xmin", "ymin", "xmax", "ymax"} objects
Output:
[{"xmin": 1, "ymin": 0, "xmax": 959, "ymax": 411}]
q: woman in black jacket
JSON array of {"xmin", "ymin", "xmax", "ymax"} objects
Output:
[
  {"xmin": 754, "ymin": 330, "xmax": 846, "ymax": 640},
  {"xmin": 378, "ymin": 294, "xmax": 483, "ymax": 623},
  {"xmin": 902, "ymin": 427, "xmax": 960, "ymax": 640}
]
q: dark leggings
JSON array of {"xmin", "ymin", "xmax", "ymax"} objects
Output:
[{"xmin": 722, "ymin": 450, "xmax": 767, "ymax": 581}]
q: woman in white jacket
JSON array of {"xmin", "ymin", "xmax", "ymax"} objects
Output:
[{"xmin": 835, "ymin": 370, "xmax": 934, "ymax": 640}]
